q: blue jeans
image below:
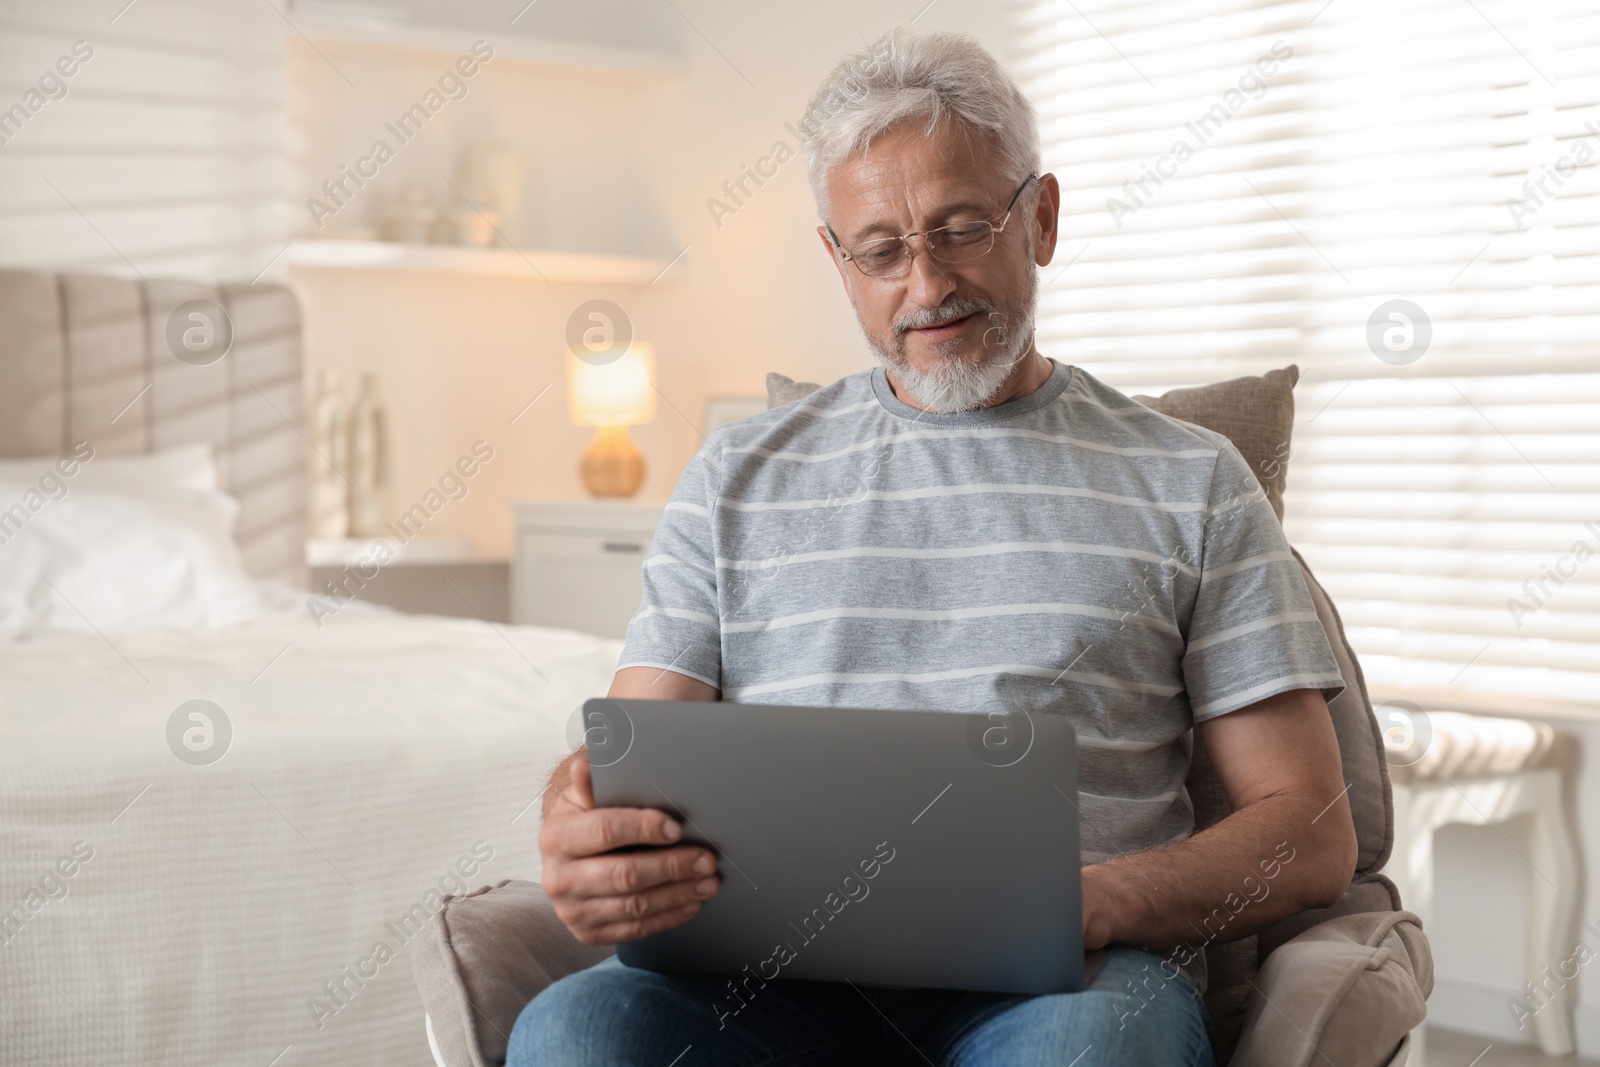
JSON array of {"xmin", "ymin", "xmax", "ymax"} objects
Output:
[{"xmin": 507, "ymin": 947, "xmax": 1216, "ymax": 1066}]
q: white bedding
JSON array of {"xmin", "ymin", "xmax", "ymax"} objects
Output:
[{"xmin": 0, "ymin": 606, "xmax": 621, "ymax": 1066}]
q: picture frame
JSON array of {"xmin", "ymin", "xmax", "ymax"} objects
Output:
[{"xmin": 703, "ymin": 395, "xmax": 767, "ymax": 432}]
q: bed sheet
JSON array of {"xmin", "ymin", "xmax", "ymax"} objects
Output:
[{"xmin": 0, "ymin": 606, "xmax": 621, "ymax": 1066}]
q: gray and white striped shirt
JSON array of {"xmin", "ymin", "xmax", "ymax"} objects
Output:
[{"xmin": 619, "ymin": 358, "xmax": 1344, "ymax": 970}]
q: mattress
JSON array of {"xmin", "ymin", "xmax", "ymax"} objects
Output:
[{"xmin": 0, "ymin": 607, "xmax": 622, "ymax": 1066}]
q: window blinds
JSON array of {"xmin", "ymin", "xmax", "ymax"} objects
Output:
[{"xmin": 1016, "ymin": 0, "xmax": 1600, "ymax": 716}]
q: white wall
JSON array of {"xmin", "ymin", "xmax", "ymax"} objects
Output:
[{"xmin": 283, "ymin": 1, "xmax": 1014, "ymax": 560}]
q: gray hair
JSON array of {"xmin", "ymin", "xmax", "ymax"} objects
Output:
[{"xmin": 798, "ymin": 27, "xmax": 1041, "ymax": 222}]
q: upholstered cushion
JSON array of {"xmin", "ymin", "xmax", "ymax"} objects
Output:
[
  {"xmin": 411, "ymin": 880, "xmax": 614, "ymax": 1067},
  {"xmin": 1132, "ymin": 366, "xmax": 1300, "ymax": 523},
  {"xmin": 0, "ymin": 270, "xmax": 310, "ymax": 587},
  {"xmin": 766, "ymin": 370, "xmax": 822, "ymax": 409},
  {"xmin": 1286, "ymin": 549, "xmax": 1391, "ymax": 877},
  {"xmin": 765, "ymin": 365, "xmax": 1301, "ymax": 521},
  {"xmin": 1387, "ymin": 710, "xmax": 1564, "ymax": 785},
  {"xmin": 1231, "ymin": 910, "xmax": 1432, "ymax": 1067}
]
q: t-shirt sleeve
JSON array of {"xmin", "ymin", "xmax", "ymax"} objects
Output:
[
  {"xmin": 1182, "ymin": 440, "xmax": 1346, "ymax": 722},
  {"xmin": 614, "ymin": 432, "xmax": 723, "ymax": 690}
]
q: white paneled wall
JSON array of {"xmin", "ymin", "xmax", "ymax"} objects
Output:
[{"xmin": 0, "ymin": 0, "xmax": 286, "ymax": 281}]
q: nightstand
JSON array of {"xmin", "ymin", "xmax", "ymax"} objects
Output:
[
  {"xmin": 511, "ymin": 501, "xmax": 665, "ymax": 638},
  {"xmin": 307, "ymin": 537, "xmax": 510, "ymax": 621}
]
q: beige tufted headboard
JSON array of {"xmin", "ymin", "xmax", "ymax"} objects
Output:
[{"xmin": 0, "ymin": 269, "xmax": 308, "ymax": 588}]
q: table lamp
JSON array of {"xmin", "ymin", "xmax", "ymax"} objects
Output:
[{"xmin": 567, "ymin": 342, "xmax": 656, "ymax": 498}]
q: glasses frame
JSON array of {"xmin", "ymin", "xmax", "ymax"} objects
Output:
[{"xmin": 827, "ymin": 172, "xmax": 1039, "ymax": 279}]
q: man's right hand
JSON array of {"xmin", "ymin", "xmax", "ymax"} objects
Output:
[{"xmin": 538, "ymin": 750, "xmax": 722, "ymax": 945}]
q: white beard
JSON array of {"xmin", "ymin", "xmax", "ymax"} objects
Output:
[{"xmin": 860, "ymin": 268, "xmax": 1039, "ymax": 415}]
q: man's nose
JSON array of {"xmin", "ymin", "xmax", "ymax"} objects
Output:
[{"xmin": 901, "ymin": 237, "xmax": 957, "ymax": 308}]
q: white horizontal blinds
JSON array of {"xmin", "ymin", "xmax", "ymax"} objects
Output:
[
  {"xmin": 1017, "ymin": 0, "xmax": 1600, "ymax": 714},
  {"xmin": 0, "ymin": 0, "xmax": 286, "ymax": 281},
  {"xmin": 1017, "ymin": 0, "xmax": 1321, "ymax": 385}
]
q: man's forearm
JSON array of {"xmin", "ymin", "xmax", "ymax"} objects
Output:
[{"xmin": 1085, "ymin": 790, "xmax": 1351, "ymax": 954}]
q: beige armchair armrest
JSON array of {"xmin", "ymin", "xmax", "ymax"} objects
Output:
[
  {"xmin": 411, "ymin": 880, "xmax": 615, "ymax": 1067},
  {"xmin": 1230, "ymin": 910, "xmax": 1433, "ymax": 1067},
  {"xmin": 415, "ymin": 883, "xmax": 1434, "ymax": 1067}
]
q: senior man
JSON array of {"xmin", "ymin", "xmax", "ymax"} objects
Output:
[{"xmin": 511, "ymin": 26, "xmax": 1356, "ymax": 1067}]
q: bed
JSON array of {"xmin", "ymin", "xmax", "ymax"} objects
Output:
[{"xmin": 0, "ymin": 270, "xmax": 614, "ymax": 1065}]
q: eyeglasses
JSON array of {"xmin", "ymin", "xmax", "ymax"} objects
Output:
[{"xmin": 827, "ymin": 173, "xmax": 1038, "ymax": 279}]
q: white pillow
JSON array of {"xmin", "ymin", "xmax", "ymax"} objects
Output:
[
  {"xmin": 0, "ymin": 442, "xmax": 218, "ymax": 494},
  {"xmin": 0, "ymin": 480, "xmax": 265, "ymax": 639}
]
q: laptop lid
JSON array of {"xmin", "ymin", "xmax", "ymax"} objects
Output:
[{"xmin": 584, "ymin": 698, "xmax": 1084, "ymax": 996}]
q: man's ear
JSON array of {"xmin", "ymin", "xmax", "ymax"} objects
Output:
[
  {"xmin": 818, "ymin": 225, "xmax": 851, "ymax": 288},
  {"xmin": 1032, "ymin": 173, "xmax": 1062, "ymax": 267}
]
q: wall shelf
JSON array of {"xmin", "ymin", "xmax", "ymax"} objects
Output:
[
  {"xmin": 286, "ymin": 240, "xmax": 682, "ymax": 284},
  {"xmin": 293, "ymin": 13, "xmax": 687, "ymax": 81}
]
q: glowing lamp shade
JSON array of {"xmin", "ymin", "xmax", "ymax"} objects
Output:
[
  {"xmin": 566, "ymin": 343, "xmax": 656, "ymax": 497},
  {"xmin": 567, "ymin": 343, "xmax": 656, "ymax": 426}
]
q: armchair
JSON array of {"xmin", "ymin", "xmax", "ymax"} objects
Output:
[{"xmin": 411, "ymin": 365, "xmax": 1432, "ymax": 1067}]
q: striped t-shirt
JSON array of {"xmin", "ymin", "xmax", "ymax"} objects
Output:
[{"xmin": 618, "ymin": 358, "xmax": 1345, "ymax": 983}]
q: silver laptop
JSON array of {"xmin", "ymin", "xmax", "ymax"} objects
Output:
[{"xmin": 584, "ymin": 697, "xmax": 1084, "ymax": 995}]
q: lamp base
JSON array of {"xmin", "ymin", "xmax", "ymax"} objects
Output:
[{"xmin": 580, "ymin": 424, "xmax": 646, "ymax": 498}]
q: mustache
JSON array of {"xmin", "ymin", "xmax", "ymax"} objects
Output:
[{"xmin": 893, "ymin": 296, "xmax": 995, "ymax": 337}]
